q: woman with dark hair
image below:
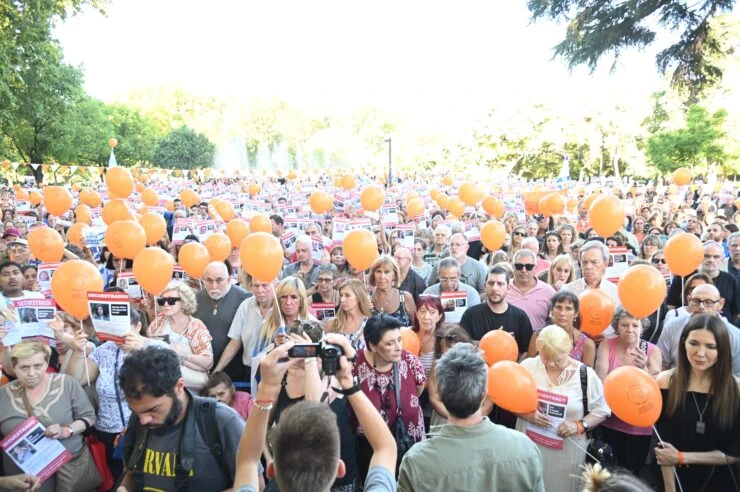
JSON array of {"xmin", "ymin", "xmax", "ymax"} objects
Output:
[
  {"xmin": 410, "ymin": 239, "xmax": 432, "ymax": 282},
  {"xmin": 654, "ymin": 314, "xmax": 740, "ymax": 491},
  {"xmin": 595, "ymin": 308, "xmax": 662, "ymax": 475},
  {"xmin": 557, "ymin": 224, "xmax": 576, "ymax": 252},
  {"xmin": 329, "ymin": 245, "xmax": 349, "ymax": 279},
  {"xmin": 527, "ymin": 291, "xmax": 596, "ymax": 367},
  {"xmin": 541, "ymin": 231, "xmax": 564, "ymax": 262},
  {"xmin": 427, "ymin": 324, "xmax": 473, "ymax": 426},
  {"xmin": 411, "ymin": 294, "xmax": 445, "ymax": 430},
  {"xmin": 638, "ymin": 234, "xmax": 662, "ymax": 260},
  {"xmin": 353, "ymin": 314, "xmax": 426, "ymax": 481}
]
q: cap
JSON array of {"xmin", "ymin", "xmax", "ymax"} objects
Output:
[
  {"xmin": 7, "ymin": 238, "xmax": 28, "ymax": 248},
  {"xmin": 2, "ymin": 227, "xmax": 21, "ymax": 239}
]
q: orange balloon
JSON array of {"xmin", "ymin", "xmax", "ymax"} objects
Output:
[
  {"xmin": 360, "ymin": 186, "xmax": 385, "ymax": 212},
  {"xmin": 459, "ymin": 182, "xmax": 482, "ymax": 206},
  {"xmin": 429, "ymin": 188, "xmax": 440, "ymax": 200},
  {"xmin": 72, "ymin": 183, "xmax": 82, "ymax": 192},
  {"xmin": 214, "ymin": 200, "xmax": 235, "ymax": 222},
  {"xmin": 673, "ymin": 167, "xmax": 692, "ymax": 186},
  {"xmin": 75, "ymin": 204, "xmax": 92, "ymax": 225},
  {"xmin": 178, "ymin": 242, "xmax": 210, "ymax": 279},
  {"xmin": 51, "ymin": 260, "xmax": 104, "ymax": 320},
  {"xmin": 165, "ymin": 200, "xmax": 175, "ymax": 212},
  {"xmin": 343, "ymin": 229, "xmax": 379, "ymax": 271},
  {"xmin": 133, "ymin": 247, "xmax": 174, "ymax": 295},
  {"xmin": 341, "ymin": 174, "xmax": 356, "ymax": 190},
  {"xmin": 617, "ymin": 265, "xmax": 667, "ymax": 318},
  {"xmin": 436, "ymin": 194, "xmax": 449, "ymax": 210},
  {"xmin": 407, "ymin": 198, "xmax": 424, "ymax": 217},
  {"xmin": 67, "ymin": 223, "xmax": 89, "ymax": 248},
  {"xmin": 28, "ymin": 227, "xmax": 64, "ymax": 263},
  {"xmin": 248, "ymin": 183, "xmax": 261, "ymax": 195},
  {"xmin": 480, "ymin": 220, "xmax": 506, "ymax": 251},
  {"xmin": 205, "ymin": 233, "xmax": 232, "ymax": 261},
  {"xmin": 80, "ymin": 189, "xmax": 102, "ymax": 208},
  {"xmin": 105, "ymin": 220, "xmax": 146, "ymax": 259},
  {"xmin": 604, "ymin": 366, "xmax": 662, "ymax": 427},
  {"xmin": 105, "ymin": 167, "xmax": 135, "ymax": 198},
  {"xmin": 589, "ymin": 195, "xmax": 624, "ymax": 237},
  {"xmin": 400, "ymin": 328, "xmax": 420, "ymax": 355},
  {"xmin": 108, "ymin": 137, "xmax": 118, "ymax": 148},
  {"xmin": 583, "ymin": 193, "xmax": 600, "ymax": 210},
  {"xmin": 141, "ymin": 188, "xmax": 159, "ymax": 207},
  {"xmin": 320, "ymin": 193, "xmax": 333, "ymax": 213},
  {"xmin": 240, "ymin": 232, "xmax": 284, "ymax": 282},
  {"xmin": 664, "ymin": 232, "xmax": 703, "ymax": 276},
  {"xmin": 479, "ymin": 330, "xmax": 518, "ymax": 365},
  {"xmin": 43, "ymin": 186, "xmax": 73, "ymax": 216},
  {"xmin": 138, "ymin": 173, "xmax": 149, "ymax": 184},
  {"xmin": 545, "ymin": 192, "xmax": 565, "ymax": 215},
  {"xmin": 102, "ymin": 199, "xmax": 133, "ymax": 225},
  {"xmin": 135, "ymin": 182, "xmax": 145, "ymax": 194},
  {"xmin": 487, "ymin": 361, "xmax": 537, "ymax": 414},
  {"xmin": 447, "ymin": 196, "xmax": 465, "ymax": 217},
  {"xmin": 734, "ymin": 198, "xmax": 740, "ymax": 210},
  {"xmin": 566, "ymin": 198, "xmax": 577, "ymax": 212},
  {"xmin": 29, "ymin": 191, "xmax": 42, "ymax": 206},
  {"xmin": 139, "ymin": 212, "xmax": 167, "ymax": 245},
  {"xmin": 226, "ymin": 219, "xmax": 250, "ymax": 246},
  {"xmin": 250, "ymin": 213, "xmax": 272, "ymax": 233},
  {"xmin": 442, "ymin": 176, "xmax": 453, "ymax": 186},
  {"xmin": 579, "ymin": 290, "xmax": 616, "ymax": 337},
  {"xmin": 538, "ymin": 196, "xmax": 552, "ymax": 216},
  {"xmin": 16, "ymin": 189, "xmax": 29, "ymax": 201},
  {"xmin": 180, "ymin": 189, "xmax": 200, "ymax": 208},
  {"xmin": 482, "ymin": 196, "xmax": 505, "ymax": 218},
  {"xmin": 309, "ymin": 192, "xmax": 326, "ymax": 214}
]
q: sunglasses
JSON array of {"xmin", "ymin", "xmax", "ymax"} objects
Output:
[
  {"xmin": 435, "ymin": 334, "xmax": 461, "ymax": 343},
  {"xmin": 157, "ymin": 297, "xmax": 181, "ymax": 306},
  {"xmin": 513, "ymin": 231, "xmax": 526, "ymax": 237},
  {"xmin": 514, "ymin": 263, "xmax": 535, "ymax": 271},
  {"xmin": 652, "ymin": 258, "xmax": 666, "ymax": 264}
]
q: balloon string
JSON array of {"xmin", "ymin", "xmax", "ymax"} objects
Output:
[
  {"xmin": 565, "ymin": 436, "xmax": 601, "ymax": 464},
  {"xmin": 80, "ymin": 320, "xmax": 90, "ymax": 388},
  {"xmin": 680, "ymin": 276, "xmax": 685, "ymax": 308},
  {"xmin": 653, "ymin": 426, "xmax": 685, "ymax": 492},
  {"xmin": 649, "ymin": 303, "xmax": 662, "ymax": 344}
]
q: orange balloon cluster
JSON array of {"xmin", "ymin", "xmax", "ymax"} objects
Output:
[
  {"xmin": 28, "ymin": 227, "xmax": 65, "ymax": 263},
  {"xmin": 240, "ymin": 232, "xmax": 284, "ymax": 282},
  {"xmin": 579, "ymin": 290, "xmax": 616, "ymax": 337},
  {"xmin": 487, "ymin": 361, "xmax": 537, "ymax": 414},
  {"xmin": 479, "ymin": 330, "xmax": 518, "ymax": 366},
  {"xmin": 360, "ymin": 186, "xmax": 385, "ymax": 212},
  {"xmin": 343, "ymin": 229, "xmax": 379, "ymax": 271},
  {"xmin": 604, "ymin": 366, "xmax": 662, "ymax": 427},
  {"xmin": 133, "ymin": 247, "xmax": 174, "ymax": 294},
  {"xmin": 79, "ymin": 189, "xmax": 103, "ymax": 208},
  {"xmin": 482, "ymin": 196, "xmax": 505, "ymax": 218},
  {"xmin": 664, "ymin": 232, "xmax": 703, "ymax": 276},
  {"xmin": 617, "ymin": 265, "xmax": 667, "ymax": 318},
  {"xmin": 539, "ymin": 192, "xmax": 565, "ymax": 216},
  {"xmin": 51, "ymin": 260, "xmax": 104, "ymax": 320}
]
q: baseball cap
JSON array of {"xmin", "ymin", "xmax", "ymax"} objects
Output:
[
  {"xmin": 2, "ymin": 227, "xmax": 21, "ymax": 239},
  {"xmin": 7, "ymin": 238, "xmax": 28, "ymax": 248}
]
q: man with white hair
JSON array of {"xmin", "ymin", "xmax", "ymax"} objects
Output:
[
  {"xmin": 562, "ymin": 240, "xmax": 619, "ymax": 337},
  {"xmin": 281, "ymin": 234, "xmax": 318, "ymax": 289},
  {"xmin": 520, "ymin": 237, "xmax": 550, "ymax": 274},
  {"xmin": 194, "ymin": 261, "xmax": 251, "ymax": 383},
  {"xmin": 428, "ymin": 233, "xmax": 487, "ymax": 293},
  {"xmin": 424, "ymin": 224, "xmax": 450, "ymax": 268}
]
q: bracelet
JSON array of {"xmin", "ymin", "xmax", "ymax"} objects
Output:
[
  {"xmin": 332, "ymin": 383, "xmax": 361, "ymax": 396},
  {"xmin": 63, "ymin": 425, "xmax": 73, "ymax": 438},
  {"xmin": 253, "ymin": 400, "xmax": 274, "ymax": 412},
  {"xmin": 677, "ymin": 451, "xmax": 688, "ymax": 467},
  {"xmin": 576, "ymin": 421, "xmax": 584, "ymax": 438}
]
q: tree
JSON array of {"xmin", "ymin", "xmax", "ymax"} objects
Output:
[
  {"xmin": 153, "ymin": 126, "xmax": 215, "ymax": 169},
  {"xmin": 645, "ymin": 104, "xmax": 731, "ymax": 175},
  {"xmin": 527, "ymin": 0, "xmax": 736, "ymax": 97}
]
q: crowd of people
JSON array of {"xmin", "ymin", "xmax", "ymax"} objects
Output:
[{"xmin": 0, "ymin": 174, "xmax": 737, "ymax": 492}]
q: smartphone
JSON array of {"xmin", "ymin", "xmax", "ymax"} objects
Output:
[{"xmin": 288, "ymin": 343, "xmax": 321, "ymax": 358}]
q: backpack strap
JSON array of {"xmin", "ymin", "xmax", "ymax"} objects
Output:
[
  {"xmin": 194, "ymin": 396, "xmax": 227, "ymax": 480},
  {"xmin": 579, "ymin": 364, "xmax": 588, "ymax": 419}
]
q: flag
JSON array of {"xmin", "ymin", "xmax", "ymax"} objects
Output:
[{"xmin": 109, "ymin": 149, "xmax": 118, "ymax": 168}]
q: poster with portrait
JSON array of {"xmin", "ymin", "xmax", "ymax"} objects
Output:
[
  {"xmin": 36, "ymin": 262, "xmax": 61, "ymax": 297},
  {"xmin": 88, "ymin": 292, "xmax": 131, "ymax": 343},
  {"xmin": 310, "ymin": 302, "xmax": 336, "ymax": 323},
  {"xmin": 116, "ymin": 272, "xmax": 142, "ymax": 300},
  {"xmin": 526, "ymin": 390, "xmax": 567, "ymax": 450},
  {"xmin": 2, "ymin": 299, "xmax": 57, "ymax": 346},
  {"xmin": 0, "ymin": 417, "xmax": 71, "ymax": 484},
  {"xmin": 395, "ymin": 224, "xmax": 415, "ymax": 249},
  {"xmin": 440, "ymin": 291, "xmax": 468, "ymax": 323}
]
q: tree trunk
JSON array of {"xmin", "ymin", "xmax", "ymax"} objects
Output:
[{"xmin": 26, "ymin": 164, "xmax": 43, "ymax": 185}]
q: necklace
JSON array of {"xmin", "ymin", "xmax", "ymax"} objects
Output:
[
  {"xmin": 211, "ymin": 297, "xmax": 221, "ymax": 316},
  {"xmin": 691, "ymin": 392, "xmax": 710, "ymax": 434}
]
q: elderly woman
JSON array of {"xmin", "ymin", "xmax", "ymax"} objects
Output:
[
  {"xmin": 638, "ymin": 234, "xmax": 662, "ymax": 260},
  {"xmin": 411, "ymin": 294, "xmax": 445, "ymax": 430},
  {"xmin": 594, "ymin": 308, "xmax": 662, "ymax": 475},
  {"xmin": 64, "ymin": 308, "xmax": 164, "ymax": 481},
  {"xmin": 146, "ymin": 280, "xmax": 213, "ymax": 391},
  {"xmin": 516, "ymin": 326, "xmax": 610, "ymax": 492},
  {"xmin": 309, "ymin": 263, "xmax": 339, "ymax": 305},
  {"xmin": 0, "ymin": 341, "xmax": 100, "ymax": 491},
  {"xmin": 353, "ymin": 314, "xmax": 427, "ymax": 482},
  {"xmin": 326, "ymin": 279, "xmax": 371, "ymax": 350},
  {"xmin": 369, "ymin": 255, "xmax": 416, "ymax": 327}
]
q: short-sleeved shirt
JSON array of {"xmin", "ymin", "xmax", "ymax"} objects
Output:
[
  {"xmin": 460, "ymin": 302, "xmax": 533, "ymax": 354},
  {"xmin": 148, "ymin": 315, "xmax": 214, "ymax": 358},
  {"xmin": 666, "ymin": 270, "xmax": 740, "ymax": 325},
  {"xmin": 506, "ymin": 280, "xmax": 556, "ymax": 331},
  {"xmin": 92, "ymin": 342, "xmax": 131, "ymax": 433},
  {"xmin": 227, "ymin": 296, "xmax": 267, "ymax": 367},
  {"xmin": 230, "ymin": 391, "xmax": 253, "ymax": 421}
]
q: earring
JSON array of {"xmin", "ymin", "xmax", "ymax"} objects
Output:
[{"xmin": 371, "ymin": 351, "xmax": 376, "ymax": 369}]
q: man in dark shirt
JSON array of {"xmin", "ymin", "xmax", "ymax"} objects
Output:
[
  {"xmin": 394, "ymin": 247, "xmax": 426, "ymax": 303},
  {"xmin": 460, "ymin": 265, "xmax": 532, "ymax": 356}
]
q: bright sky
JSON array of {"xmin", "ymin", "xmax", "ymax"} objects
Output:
[{"xmin": 55, "ymin": 0, "xmax": 669, "ymax": 130}]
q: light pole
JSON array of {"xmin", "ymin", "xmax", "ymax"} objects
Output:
[{"xmin": 384, "ymin": 137, "xmax": 392, "ymax": 188}]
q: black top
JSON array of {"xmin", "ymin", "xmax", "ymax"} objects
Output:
[
  {"xmin": 656, "ymin": 389, "xmax": 740, "ymax": 490},
  {"xmin": 665, "ymin": 270, "xmax": 740, "ymax": 325},
  {"xmin": 399, "ymin": 269, "xmax": 427, "ymax": 304},
  {"xmin": 459, "ymin": 302, "xmax": 533, "ymax": 354}
]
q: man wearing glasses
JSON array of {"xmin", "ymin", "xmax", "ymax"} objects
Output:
[
  {"xmin": 506, "ymin": 249, "xmax": 555, "ymax": 331},
  {"xmin": 657, "ymin": 283, "xmax": 740, "ymax": 373},
  {"xmin": 427, "ymin": 233, "xmax": 487, "ymax": 294},
  {"xmin": 423, "ymin": 225, "xmax": 450, "ymax": 268},
  {"xmin": 421, "ymin": 257, "xmax": 480, "ymax": 323}
]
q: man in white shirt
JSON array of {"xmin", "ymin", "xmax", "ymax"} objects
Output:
[{"xmin": 0, "ymin": 262, "xmax": 44, "ymax": 302}]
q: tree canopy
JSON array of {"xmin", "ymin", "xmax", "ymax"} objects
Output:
[{"xmin": 153, "ymin": 126, "xmax": 215, "ymax": 169}]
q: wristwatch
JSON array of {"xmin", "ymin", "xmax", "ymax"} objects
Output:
[{"xmin": 580, "ymin": 419, "xmax": 590, "ymax": 431}]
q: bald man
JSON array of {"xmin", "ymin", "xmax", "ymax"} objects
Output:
[
  {"xmin": 394, "ymin": 246, "xmax": 427, "ymax": 303},
  {"xmin": 194, "ymin": 262, "xmax": 251, "ymax": 383},
  {"xmin": 657, "ymin": 283, "xmax": 740, "ymax": 373}
]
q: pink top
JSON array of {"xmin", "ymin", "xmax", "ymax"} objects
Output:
[
  {"xmin": 601, "ymin": 337, "xmax": 656, "ymax": 436},
  {"xmin": 230, "ymin": 391, "xmax": 253, "ymax": 421}
]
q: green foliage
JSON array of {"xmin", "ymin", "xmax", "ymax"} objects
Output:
[
  {"xmin": 527, "ymin": 0, "xmax": 735, "ymax": 96},
  {"xmin": 645, "ymin": 104, "xmax": 730, "ymax": 174},
  {"xmin": 153, "ymin": 126, "xmax": 215, "ymax": 169}
]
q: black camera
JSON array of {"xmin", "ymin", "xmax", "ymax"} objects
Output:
[{"xmin": 288, "ymin": 342, "xmax": 344, "ymax": 375}]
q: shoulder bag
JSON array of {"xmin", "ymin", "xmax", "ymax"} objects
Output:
[
  {"xmin": 392, "ymin": 362, "xmax": 415, "ymax": 471},
  {"xmin": 579, "ymin": 364, "xmax": 615, "ymax": 467}
]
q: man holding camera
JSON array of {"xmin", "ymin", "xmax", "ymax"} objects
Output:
[{"xmin": 234, "ymin": 335, "xmax": 397, "ymax": 492}]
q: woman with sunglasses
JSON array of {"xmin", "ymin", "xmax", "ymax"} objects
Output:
[
  {"xmin": 326, "ymin": 279, "xmax": 372, "ymax": 350},
  {"xmin": 146, "ymin": 280, "xmax": 213, "ymax": 391},
  {"xmin": 309, "ymin": 263, "xmax": 339, "ymax": 306},
  {"xmin": 508, "ymin": 226, "xmax": 526, "ymax": 260},
  {"xmin": 651, "ymin": 250, "xmax": 670, "ymax": 277},
  {"xmin": 427, "ymin": 324, "xmax": 473, "ymax": 427},
  {"xmin": 654, "ymin": 314, "xmax": 740, "ymax": 492},
  {"xmin": 353, "ymin": 314, "xmax": 427, "ymax": 481}
]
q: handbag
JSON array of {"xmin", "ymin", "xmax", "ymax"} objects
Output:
[
  {"xmin": 392, "ymin": 362, "xmax": 415, "ymax": 471},
  {"xmin": 85, "ymin": 430, "xmax": 115, "ymax": 491},
  {"xmin": 579, "ymin": 364, "xmax": 615, "ymax": 467}
]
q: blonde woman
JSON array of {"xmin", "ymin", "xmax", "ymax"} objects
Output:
[
  {"xmin": 369, "ymin": 255, "xmax": 416, "ymax": 327},
  {"xmin": 146, "ymin": 280, "xmax": 213, "ymax": 390},
  {"xmin": 546, "ymin": 254, "xmax": 577, "ymax": 291},
  {"xmin": 326, "ymin": 279, "xmax": 372, "ymax": 350}
]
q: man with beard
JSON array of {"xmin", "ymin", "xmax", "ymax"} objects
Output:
[
  {"xmin": 194, "ymin": 262, "xmax": 251, "ymax": 383},
  {"xmin": 118, "ymin": 346, "xmax": 245, "ymax": 491}
]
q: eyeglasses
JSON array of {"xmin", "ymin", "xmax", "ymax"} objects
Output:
[
  {"xmin": 157, "ymin": 297, "xmax": 181, "ymax": 306},
  {"xmin": 688, "ymin": 298, "xmax": 720, "ymax": 308},
  {"xmin": 316, "ymin": 277, "xmax": 334, "ymax": 283},
  {"xmin": 513, "ymin": 263, "xmax": 535, "ymax": 271},
  {"xmin": 513, "ymin": 231, "xmax": 526, "ymax": 237},
  {"xmin": 651, "ymin": 258, "xmax": 666, "ymax": 264}
]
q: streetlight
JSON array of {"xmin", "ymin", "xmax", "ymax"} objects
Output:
[{"xmin": 384, "ymin": 137, "xmax": 392, "ymax": 188}]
